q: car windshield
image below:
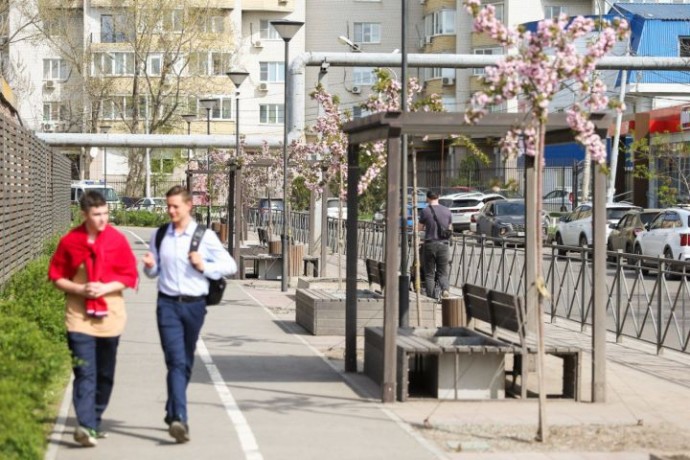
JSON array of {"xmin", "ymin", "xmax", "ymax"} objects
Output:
[
  {"xmin": 607, "ymin": 207, "xmax": 638, "ymax": 220},
  {"xmin": 640, "ymin": 212, "xmax": 658, "ymax": 225},
  {"xmin": 153, "ymin": 198, "xmax": 166, "ymax": 206},
  {"xmin": 495, "ymin": 202, "xmax": 525, "ymax": 216},
  {"xmin": 451, "ymin": 199, "xmax": 481, "ymax": 208},
  {"xmin": 89, "ymin": 188, "xmax": 118, "ymax": 201}
]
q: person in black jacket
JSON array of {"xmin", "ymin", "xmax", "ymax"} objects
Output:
[{"xmin": 418, "ymin": 190, "xmax": 452, "ymax": 299}]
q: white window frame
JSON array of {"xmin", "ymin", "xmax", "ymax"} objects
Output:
[
  {"xmin": 259, "ymin": 20, "xmax": 280, "ymax": 40},
  {"xmin": 259, "ymin": 104, "xmax": 284, "ymax": 124},
  {"xmin": 43, "ymin": 101, "xmax": 68, "ymax": 122},
  {"xmin": 202, "ymin": 15, "xmax": 224, "ymax": 33},
  {"xmin": 353, "ymin": 22, "xmax": 381, "ymax": 44},
  {"xmin": 93, "ymin": 52, "xmax": 135, "ymax": 76},
  {"xmin": 43, "ymin": 58, "xmax": 68, "ymax": 81},
  {"xmin": 101, "ymin": 96, "xmax": 135, "ymax": 120},
  {"xmin": 147, "ymin": 54, "xmax": 162, "ymax": 76},
  {"xmin": 429, "ymin": 67, "xmax": 455, "ymax": 79},
  {"xmin": 544, "ymin": 6, "xmax": 567, "ymax": 19},
  {"xmin": 473, "ymin": 47, "xmax": 503, "ymax": 75},
  {"xmin": 200, "ymin": 96, "xmax": 232, "ymax": 120},
  {"xmin": 260, "ymin": 62, "xmax": 285, "ymax": 82},
  {"xmin": 353, "ymin": 67, "xmax": 376, "ymax": 85}
]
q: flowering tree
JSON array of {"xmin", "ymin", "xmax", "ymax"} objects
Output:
[
  {"xmin": 291, "ymin": 69, "xmax": 444, "ymax": 197},
  {"xmin": 463, "ymin": 0, "xmax": 629, "ymax": 441}
]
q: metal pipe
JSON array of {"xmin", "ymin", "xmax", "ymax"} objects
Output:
[{"xmin": 37, "ymin": 133, "xmax": 281, "ymax": 148}]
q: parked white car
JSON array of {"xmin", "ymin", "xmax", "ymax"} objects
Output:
[
  {"xmin": 438, "ymin": 192, "xmax": 505, "ymax": 232},
  {"xmin": 555, "ymin": 202, "xmax": 641, "ymax": 252},
  {"xmin": 326, "ymin": 198, "xmax": 347, "ymax": 220},
  {"xmin": 634, "ymin": 208, "xmax": 690, "ymax": 276}
]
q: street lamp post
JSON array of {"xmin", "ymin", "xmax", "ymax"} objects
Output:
[
  {"xmin": 199, "ymin": 98, "xmax": 219, "ymax": 228},
  {"xmin": 181, "ymin": 114, "xmax": 196, "ymax": 193},
  {"xmin": 100, "ymin": 125, "xmax": 111, "ymax": 190},
  {"xmin": 226, "ymin": 71, "xmax": 249, "ymax": 267},
  {"xmin": 271, "ymin": 19, "xmax": 304, "ymax": 293}
]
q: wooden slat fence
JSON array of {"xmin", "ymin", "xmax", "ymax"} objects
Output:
[{"xmin": 0, "ymin": 114, "xmax": 71, "ymax": 287}]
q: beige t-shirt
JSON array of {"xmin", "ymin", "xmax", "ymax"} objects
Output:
[{"xmin": 64, "ymin": 264, "xmax": 127, "ymax": 337}]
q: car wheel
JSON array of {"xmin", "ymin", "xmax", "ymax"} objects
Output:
[
  {"xmin": 555, "ymin": 233, "xmax": 566, "ymax": 258},
  {"xmin": 635, "ymin": 245, "xmax": 649, "ymax": 276},
  {"xmin": 663, "ymin": 248, "xmax": 678, "ymax": 280},
  {"xmin": 606, "ymin": 241, "xmax": 615, "ymax": 263}
]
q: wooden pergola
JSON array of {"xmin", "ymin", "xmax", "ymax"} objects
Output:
[{"xmin": 341, "ymin": 111, "xmax": 612, "ymax": 403}]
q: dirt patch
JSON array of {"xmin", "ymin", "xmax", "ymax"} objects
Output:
[{"xmin": 416, "ymin": 421, "xmax": 690, "ymax": 454}]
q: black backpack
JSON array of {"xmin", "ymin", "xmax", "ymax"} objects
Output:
[{"xmin": 155, "ymin": 224, "xmax": 227, "ymax": 306}]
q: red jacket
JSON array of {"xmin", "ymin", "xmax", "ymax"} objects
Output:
[{"xmin": 48, "ymin": 224, "xmax": 138, "ymax": 317}]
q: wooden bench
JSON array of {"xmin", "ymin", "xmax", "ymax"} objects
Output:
[
  {"xmin": 462, "ymin": 283, "xmax": 582, "ymax": 400},
  {"xmin": 365, "ymin": 258, "xmax": 386, "ymax": 293},
  {"xmin": 364, "ymin": 326, "xmax": 512, "ymax": 401}
]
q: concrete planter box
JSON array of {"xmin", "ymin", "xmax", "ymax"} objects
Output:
[{"xmin": 295, "ymin": 288, "xmax": 436, "ymax": 335}]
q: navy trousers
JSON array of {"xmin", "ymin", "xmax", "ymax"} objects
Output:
[
  {"xmin": 156, "ymin": 296, "xmax": 207, "ymax": 423},
  {"xmin": 423, "ymin": 241, "xmax": 450, "ymax": 298},
  {"xmin": 67, "ymin": 332, "xmax": 120, "ymax": 431}
]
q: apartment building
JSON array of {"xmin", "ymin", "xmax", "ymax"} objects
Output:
[{"xmin": 1, "ymin": 0, "xmax": 304, "ymax": 187}]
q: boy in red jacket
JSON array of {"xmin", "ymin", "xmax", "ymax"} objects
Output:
[{"xmin": 49, "ymin": 191, "xmax": 138, "ymax": 447}]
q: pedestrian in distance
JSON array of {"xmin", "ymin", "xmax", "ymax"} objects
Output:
[
  {"xmin": 142, "ymin": 185, "xmax": 236, "ymax": 444},
  {"xmin": 419, "ymin": 190, "xmax": 453, "ymax": 300},
  {"xmin": 48, "ymin": 190, "xmax": 138, "ymax": 447}
]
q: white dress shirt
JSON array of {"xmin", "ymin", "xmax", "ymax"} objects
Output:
[{"xmin": 144, "ymin": 221, "xmax": 237, "ymax": 297}]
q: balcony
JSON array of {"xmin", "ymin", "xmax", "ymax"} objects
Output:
[{"xmin": 242, "ymin": 0, "xmax": 293, "ymax": 12}]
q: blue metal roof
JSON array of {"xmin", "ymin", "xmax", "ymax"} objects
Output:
[{"xmin": 611, "ymin": 3, "xmax": 690, "ymax": 21}]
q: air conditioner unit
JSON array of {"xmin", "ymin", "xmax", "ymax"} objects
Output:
[
  {"xmin": 44, "ymin": 80, "xmax": 55, "ymax": 89},
  {"xmin": 418, "ymin": 38, "xmax": 425, "ymax": 49},
  {"xmin": 258, "ymin": 82, "xmax": 268, "ymax": 91},
  {"xmin": 425, "ymin": 36, "xmax": 432, "ymax": 44},
  {"xmin": 419, "ymin": 0, "xmax": 426, "ymax": 4},
  {"xmin": 442, "ymin": 77, "xmax": 455, "ymax": 86},
  {"xmin": 278, "ymin": 0, "xmax": 288, "ymax": 4},
  {"xmin": 42, "ymin": 122, "xmax": 54, "ymax": 132},
  {"xmin": 253, "ymin": 40, "xmax": 263, "ymax": 48},
  {"xmin": 351, "ymin": 85, "xmax": 361, "ymax": 94}
]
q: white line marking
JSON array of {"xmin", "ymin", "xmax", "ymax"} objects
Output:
[
  {"xmin": 196, "ymin": 339, "xmax": 263, "ymax": 460},
  {"xmin": 44, "ymin": 376, "xmax": 73, "ymax": 460},
  {"xmin": 237, "ymin": 283, "xmax": 448, "ymax": 460}
]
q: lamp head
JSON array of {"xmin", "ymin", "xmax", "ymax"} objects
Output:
[
  {"xmin": 226, "ymin": 70, "xmax": 250, "ymax": 88},
  {"xmin": 271, "ymin": 20, "xmax": 304, "ymax": 42},
  {"xmin": 199, "ymin": 98, "xmax": 220, "ymax": 111},
  {"xmin": 338, "ymin": 35, "xmax": 361, "ymax": 52},
  {"xmin": 100, "ymin": 125, "xmax": 111, "ymax": 134},
  {"xmin": 181, "ymin": 114, "xmax": 196, "ymax": 123}
]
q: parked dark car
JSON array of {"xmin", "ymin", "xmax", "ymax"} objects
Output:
[
  {"xmin": 475, "ymin": 199, "xmax": 549, "ymax": 241},
  {"xmin": 607, "ymin": 209, "xmax": 661, "ymax": 255}
]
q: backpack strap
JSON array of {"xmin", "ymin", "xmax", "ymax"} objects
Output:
[
  {"xmin": 155, "ymin": 223, "xmax": 170, "ymax": 263},
  {"xmin": 190, "ymin": 224, "xmax": 206, "ymax": 253}
]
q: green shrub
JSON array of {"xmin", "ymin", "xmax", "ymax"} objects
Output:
[
  {"xmin": 0, "ymin": 239, "xmax": 71, "ymax": 459},
  {"xmin": 110, "ymin": 209, "xmax": 168, "ymax": 227}
]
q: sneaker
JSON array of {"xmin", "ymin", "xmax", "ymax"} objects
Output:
[
  {"xmin": 442, "ymin": 290, "xmax": 451, "ymax": 299},
  {"xmin": 74, "ymin": 426, "xmax": 98, "ymax": 447},
  {"xmin": 169, "ymin": 420, "xmax": 190, "ymax": 444},
  {"xmin": 96, "ymin": 430, "xmax": 108, "ymax": 439}
]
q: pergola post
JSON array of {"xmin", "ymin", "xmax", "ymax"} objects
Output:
[
  {"xmin": 345, "ymin": 142, "xmax": 360, "ymax": 373},
  {"xmin": 592, "ymin": 163, "xmax": 608, "ymax": 402}
]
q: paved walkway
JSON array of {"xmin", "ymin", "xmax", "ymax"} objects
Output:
[{"xmin": 45, "ymin": 226, "xmax": 690, "ymax": 459}]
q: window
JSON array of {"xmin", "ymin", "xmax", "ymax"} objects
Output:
[
  {"xmin": 200, "ymin": 97, "xmax": 232, "ymax": 120},
  {"xmin": 202, "ymin": 15, "xmax": 224, "ymax": 33},
  {"xmin": 441, "ymin": 96, "xmax": 456, "ymax": 112},
  {"xmin": 491, "ymin": 3, "xmax": 504, "ymax": 23},
  {"xmin": 352, "ymin": 107, "xmax": 372, "ymax": 119},
  {"xmin": 43, "ymin": 59, "xmax": 68, "ymax": 80},
  {"xmin": 93, "ymin": 52, "xmax": 135, "ymax": 76},
  {"xmin": 429, "ymin": 67, "xmax": 455, "ymax": 79},
  {"xmin": 424, "ymin": 10, "xmax": 456, "ymax": 38},
  {"xmin": 189, "ymin": 52, "xmax": 231, "ymax": 76},
  {"xmin": 43, "ymin": 102, "xmax": 68, "ymax": 122},
  {"xmin": 101, "ymin": 96, "xmax": 135, "ymax": 120},
  {"xmin": 259, "ymin": 20, "xmax": 280, "ymax": 39},
  {"xmin": 151, "ymin": 152, "xmax": 175, "ymax": 174},
  {"xmin": 259, "ymin": 104, "xmax": 284, "ymax": 124},
  {"xmin": 260, "ymin": 62, "xmax": 285, "ymax": 82},
  {"xmin": 353, "ymin": 22, "xmax": 381, "ymax": 44},
  {"xmin": 164, "ymin": 9, "xmax": 184, "ymax": 32},
  {"xmin": 101, "ymin": 14, "xmax": 128, "ymax": 43},
  {"xmin": 147, "ymin": 54, "xmax": 162, "ymax": 76},
  {"xmin": 353, "ymin": 67, "xmax": 375, "ymax": 85},
  {"xmin": 680, "ymin": 37, "xmax": 690, "ymax": 57},
  {"xmin": 544, "ymin": 6, "xmax": 567, "ymax": 19},
  {"xmin": 473, "ymin": 47, "xmax": 503, "ymax": 75}
]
